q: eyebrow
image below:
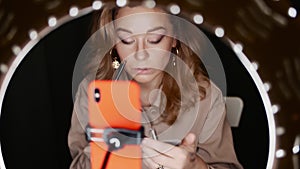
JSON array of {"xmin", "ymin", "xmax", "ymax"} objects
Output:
[
  {"xmin": 147, "ymin": 26, "xmax": 166, "ymax": 33},
  {"xmin": 115, "ymin": 28, "xmax": 132, "ymax": 34},
  {"xmin": 115, "ymin": 26, "xmax": 167, "ymax": 34}
]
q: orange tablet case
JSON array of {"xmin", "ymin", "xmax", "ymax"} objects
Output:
[{"xmin": 87, "ymin": 80, "xmax": 143, "ymax": 169}]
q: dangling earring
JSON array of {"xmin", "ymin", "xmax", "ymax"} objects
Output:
[
  {"xmin": 112, "ymin": 57, "xmax": 120, "ymax": 69},
  {"xmin": 172, "ymin": 55, "xmax": 176, "ymax": 67},
  {"xmin": 110, "ymin": 49, "xmax": 120, "ymax": 69},
  {"xmin": 173, "ymin": 48, "xmax": 178, "ymax": 67},
  {"xmin": 175, "ymin": 48, "xmax": 179, "ymax": 55}
]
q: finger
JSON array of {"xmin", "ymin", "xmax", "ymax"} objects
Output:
[
  {"xmin": 181, "ymin": 133, "xmax": 196, "ymax": 146},
  {"xmin": 189, "ymin": 152, "xmax": 197, "ymax": 162},
  {"xmin": 142, "ymin": 143, "xmax": 162, "ymax": 159},
  {"xmin": 143, "ymin": 143, "xmax": 196, "ymax": 169},
  {"xmin": 142, "ymin": 152, "xmax": 158, "ymax": 169},
  {"xmin": 143, "ymin": 146, "xmax": 176, "ymax": 169},
  {"xmin": 180, "ymin": 133, "xmax": 196, "ymax": 152},
  {"xmin": 142, "ymin": 138, "xmax": 182, "ymax": 157},
  {"xmin": 143, "ymin": 159, "xmax": 171, "ymax": 169}
]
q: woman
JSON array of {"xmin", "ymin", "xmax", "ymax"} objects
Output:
[{"xmin": 68, "ymin": 2, "xmax": 243, "ymax": 169}]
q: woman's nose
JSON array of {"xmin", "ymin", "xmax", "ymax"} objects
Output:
[{"xmin": 134, "ymin": 38, "xmax": 149, "ymax": 60}]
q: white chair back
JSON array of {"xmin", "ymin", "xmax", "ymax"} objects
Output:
[{"xmin": 224, "ymin": 96, "xmax": 244, "ymax": 127}]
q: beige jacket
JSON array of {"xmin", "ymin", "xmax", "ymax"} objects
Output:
[{"xmin": 68, "ymin": 78, "xmax": 243, "ymax": 169}]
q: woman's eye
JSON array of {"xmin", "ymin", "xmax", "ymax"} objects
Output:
[
  {"xmin": 121, "ymin": 38, "xmax": 134, "ymax": 45},
  {"xmin": 118, "ymin": 35, "xmax": 134, "ymax": 44},
  {"xmin": 148, "ymin": 35, "xmax": 164, "ymax": 44}
]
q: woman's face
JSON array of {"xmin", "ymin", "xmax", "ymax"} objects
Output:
[{"xmin": 114, "ymin": 6, "xmax": 176, "ymax": 85}]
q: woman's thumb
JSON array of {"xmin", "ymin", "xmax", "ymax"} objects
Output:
[{"xmin": 181, "ymin": 133, "xmax": 196, "ymax": 146}]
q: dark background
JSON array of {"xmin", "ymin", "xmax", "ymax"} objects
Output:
[{"xmin": 0, "ymin": 13, "xmax": 269, "ymax": 169}]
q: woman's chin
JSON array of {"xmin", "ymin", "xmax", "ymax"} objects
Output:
[{"xmin": 132, "ymin": 75, "xmax": 154, "ymax": 84}]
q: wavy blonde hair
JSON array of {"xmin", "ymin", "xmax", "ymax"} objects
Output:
[{"xmin": 89, "ymin": 4, "xmax": 210, "ymax": 125}]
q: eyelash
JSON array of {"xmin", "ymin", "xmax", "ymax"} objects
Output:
[
  {"xmin": 148, "ymin": 35, "xmax": 164, "ymax": 44},
  {"xmin": 121, "ymin": 39, "xmax": 134, "ymax": 45},
  {"xmin": 120, "ymin": 35, "xmax": 164, "ymax": 45}
]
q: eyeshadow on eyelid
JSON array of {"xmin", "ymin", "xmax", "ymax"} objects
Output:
[{"xmin": 148, "ymin": 35, "xmax": 162, "ymax": 40}]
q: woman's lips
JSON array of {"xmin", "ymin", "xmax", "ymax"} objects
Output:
[{"xmin": 134, "ymin": 68, "xmax": 153, "ymax": 74}]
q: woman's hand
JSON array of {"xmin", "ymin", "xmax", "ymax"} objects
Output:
[{"xmin": 142, "ymin": 133, "xmax": 207, "ymax": 169}]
